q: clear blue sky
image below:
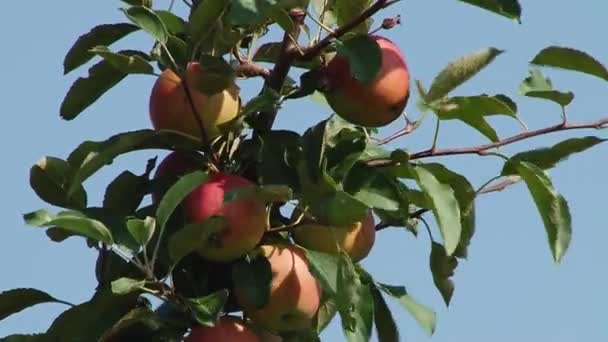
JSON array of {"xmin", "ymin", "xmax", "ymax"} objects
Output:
[{"xmin": 1, "ymin": 1, "xmax": 607, "ymax": 341}]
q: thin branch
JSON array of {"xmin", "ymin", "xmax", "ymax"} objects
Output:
[
  {"xmin": 300, "ymin": 0, "xmax": 397, "ymax": 60},
  {"xmin": 365, "ymin": 117, "xmax": 608, "ymax": 167},
  {"xmin": 233, "ymin": 48, "xmax": 271, "ymax": 80}
]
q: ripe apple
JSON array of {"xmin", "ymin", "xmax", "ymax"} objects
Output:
[
  {"xmin": 149, "ymin": 62, "xmax": 240, "ymax": 140},
  {"xmin": 234, "ymin": 245, "xmax": 322, "ymax": 333},
  {"xmin": 186, "ymin": 317, "xmax": 260, "ymax": 342},
  {"xmin": 153, "ymin": 152, "xmax": 268, "ymax": 262},
  {"xmin": 292, "ymin": 211, "xmax": 376, "ymax": 262},
  {"xmin": 322, "ymin": 35, "xmax": 410, "ymax": 127}
]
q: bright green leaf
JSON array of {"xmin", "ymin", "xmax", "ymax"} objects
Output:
[
  {"xmin": 110, "ymin": 278, "xmax": 146, "ymax": 295},
  {"xmin": 304, "ymin": 249, "xmax": 340, "ymax": 295},
  {"xmin": 426, "ymin": 47, "xmax": 504, "ymax": 103},
  {"xmin": 530, "ymin": 46, "xmax": 608, "ymax": 82},
  {"xmin": 23, "ymin": 209, "xmax": 114, "ymax": 245},
  {"xmin": 519, "ymin": 69, "xmax": 574, "ymax": 106},
  {"xmin": 126, "ymin": 217, "xmax": 156, "ymax": 246},
  {"xmin": 377, "ymin": 283, "xmax": 436, "ymax": 335},
  {"xmin": 187, "ymin": 289, "xmax": 229, "ymax": 327},
  {"xmin": 89, "ymin": 46, "xmax": 154, "ymax": 74},
  {"xmin": 189, "ymin": 0, "xmax": 227, "ymax": 43},
  {"xmin": 155, "ymin": 170, "xmax": 209, "ymax": 231}
]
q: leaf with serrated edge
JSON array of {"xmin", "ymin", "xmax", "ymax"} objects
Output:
[
  {"xmin": 63, "ymin": 23, "xmax": 139, "ymax": 74},
  {"xmin": 519, "ymin": 69, "xmax": 574, "ymax": 106},
  {"xmin": 372, "ymin": 288, "xmax": 400, "ymax": 342},
  {"xmin": 531, "ymin": 46, "xmax": 608, "ymax": 82},
  {"xmin": 516, "ymin": 162, "xmax": 572, "ymax": 263},
  {"xmin": 426, "ymin": 47, "xmax": 503, "ymax": 103},
  {"xmin": 121, "ymin": 6, "xmax": 168, "ymax": 43},
  {"xmin": 457, "ymin": 0, "xmax": 522, "ymax": 22}
]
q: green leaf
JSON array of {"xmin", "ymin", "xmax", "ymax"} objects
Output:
[
  {"xmin": 516, "ymin": 162, "xmax": 572, "ymax": 263},
  {"xmin": 63, "ymin": 23, "xmax": 139, "ymax": 74},
  {"xmin": 23, "ymin": 209, "xmax": 114, "ymax": 245},
  {"xmin": 120, "ymin": 0, "xmax": 152, "ymax": 6},
  {"xmin": 241, "ymin": 88, "xmax": 281, "ymax": 116},
  {"xmin": 530, "ymin": 46, "xmax": 608, "ymax": 82},
  {"xmin": 457, "ymin": 0, "xmax": 522, "ymax": 22},
  {"xmin": 257, "ymin": 130, "xmax": 302, "ymax": 188},
  {"xmin": 110, "ymin": 277, "xmax": 146, "ymax": 295},
  {"xmin": 320, "ymin": 190, "xmax": 369, "ymax": 226},
  {"xmin": 426, "ymin": 47, "xmax": 504, "ymax": 103},
  {"xmin": 126, "ymin": 217, "xmax": 156, "ymax": 246},
  {"xmin": 99, "ymin": 307, "xmax": 172, "ymax": 342},
  {"xmin": 419, "ymin": 164, "xmax": 476, "ymax": 259},
  {"xmin": 304, "ymin": 249, "xmax": 340, "ymax": 295},
  {"xmin": 371, "ymin": 288, "xmax": 400, "ymax": 342},
  {"xmin": 227, "ymin": 0, "xmax": 277, "ymax": 26},
  {"xmin": 335, "ymin": 0, "xmax": 373, "ymax": 34},
  {"xmin": 334, "ymin": 34, "xmax": 382, "ymax": 85},
  {"xmin": 156, "ymin": 170, "xmax": 209, "ymax": 231},
  {"xmin": 45, "ymin": 289, "xmax": 139, "ymax": 341},
  {"xmin": 429, "ymin": 242, "xmax": 457, "ymax": 306},
  {"xmin": 336, "ymin": 254, "xmax": 373, "ymax": 342},
  {"xmin": 195, "ymin": 55, "xmax": 237, "ymax": 96},
  {"xmin": 377, "ymin": 283, "xmax": 436, "ymax": 335},
  {"xmin": 0, "ymin": 288, "xmax": 65, "ymax": 321},
  {"xmin": 29, "ymin": 156, "xmax": 86, "ymax": 210},
  {"xmin": 168, "ymin": 216, "xmax": 225, "ymax": 264},
  {"xmin": 103, "ymin": 161, "xmax": 154, "ymax": 216},
  {"xmin": 253, "ymin": 42, "xmax": 321, "ymax": 69},
  {"xmin": 314, "ymin": 298, "xmax": 338, "ymax": 333},
  {"xmin": 502, "ymin": 136, "xmax": 606, "ymax": 176},
  {"xmin": 435, "ymin": 94, "xmax": 519, "ymax": 142},
  {"xmin": 66, "ymin": 129, "xmax": 200, "ymax": 195},
  {"xmin": 121, "ymin": 6, "xmax": 168, "ymax": 44},
  {"xmin": 413, "ymin": 165, "xmax": 462, "ymax": 256},
  {"xmin": 519, "ymin": 69, "xmax": 574, "ymax": 106},
  {"xmin": 190, "ymin": 0, "xmax": 228, "ymax": 43},
  {"xmin": 155, "ymin": 10, "xmax": 187, "ymax": 34},
  {"xmin": 269, "ymin": 6, "xmax": 295, "ymax": 32},
  {"xmin": 0, "ymin": 334, "xmax": 48, "ymax": 342},
  {"xmin": 223, "ymin": 184, "xmax": 293, "ymax": 204},
  {"xmin": 60, "ymin": 54, "xmax": 129, "ymax": 120},
  {"xmin": 231, "ymin": 256, "xmax": 273, "ymax": 310},
  {"xmin": 89, "ymin": 46, "xmax": 154, "ymax": 74}
]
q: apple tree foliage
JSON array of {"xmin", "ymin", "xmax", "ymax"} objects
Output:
[{"xmin": 2, "ymin": 0, "xmax": 608, "ymax": 341}]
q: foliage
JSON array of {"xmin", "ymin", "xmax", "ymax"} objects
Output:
[{"xmin": 3, "ymin": 0, "xmax": 608, "ymax": 341}]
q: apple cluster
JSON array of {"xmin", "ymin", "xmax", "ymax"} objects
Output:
[{"xmin": 147, "ymin": 33, "xmax": 410, "ymax": 340}]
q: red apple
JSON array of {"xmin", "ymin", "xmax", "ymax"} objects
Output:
[
  {"xmin": 292, "ymin": 211, "xmax": 376, "ymax": 262},
  {"xmin": 234, "ymin": 244, "xmax": 322, "ymax": 333},
  {"xmin": 153, "ymin": 152, "xmax": 268, "ymax": 262},
  {"xmin": 186, "ymin": 317, "xmax": 260, "ymax": 342},
  {"xmin": 149, "ymin": 62, "xmax": 240, "ymax": 140},
  {"xmin": 322, "ymin": 35, "xmax": 410, "ymax": 127}
]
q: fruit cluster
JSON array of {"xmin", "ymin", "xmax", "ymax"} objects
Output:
[{"xmin": 147, "ymin": 33, "xmax": 410, "ymax": 340}]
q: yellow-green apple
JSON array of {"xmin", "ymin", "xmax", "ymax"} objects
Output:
[
  {"xmin": 153, "ymin": 152, "xmax": 268, "ymax": 262},
  {"xmin": 186, "ymin": 317, "xmax": 260, "ymax": 341},
  {"xmin": 322, "ymin": 35, "xmax": 410, "ymax": 127},
  {"xmin": 234, "ymin": 245, "xmax": 322, "ymax": 332},
  {"xmin": 292, "ymin": 211, "xmax": 376, "ymax": 262},
  {"xmin": 149, "ymin": 62, "xmax": 240, "ymax": 140}
]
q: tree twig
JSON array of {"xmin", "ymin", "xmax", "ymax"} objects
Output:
[{"xmin": 365, "ymin": 117, "xmax": 608, "ymax": 167}]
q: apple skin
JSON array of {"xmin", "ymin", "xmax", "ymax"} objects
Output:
[
  {"xmin": 234, "ymin": 245, "xmax": 322, "ymax": 333},
  {"xmin": 322, "ymin": 35, "xmax": 410, "ymax": 127},
  {"xmin": 186, "ymin": 317, "xmax": 260, "ymax": 342},
  {"xmin": 292, "ymin": 211, "xmax": 376, "ymax": 262},
  {"xmin": 153, "ymin": 152, "xmax": 268, "ymax": 262},
  {"xmin": 149, "ymin": 62, "xmax": 240, "ymax": 140}
]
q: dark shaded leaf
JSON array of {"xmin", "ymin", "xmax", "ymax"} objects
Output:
[
  {"xmin": 0, "ymin": 334, "xmax": 48, "ymax": 342},
  {"xmin": 0, "ymin": 289, "xmax": 65, "ymax": 321},
  {"xmin": 430, "ymin": 242, "xmax": 457, "ymax": 306},
  {"xmin": 335, "ymin": 0, "xmax": 373, "ymax": 34},
  {"xmin": 253, "ymin": 42, "xmax": 322, "ymax": 69},
  {"xmin": 372, "ymin": 288, "xmax": 400, "ymax": 342},
  {"xmin": 63, "ymin": 23, "xmax": 139, "ymax": 74},
  {"xmin": 30, "ymin": 156, "xmax": 86, "ymax": 210},
  {"xmin": 231, "ymin": 256, "xmax": 273, "ymax": 310},
  {"xmin": 457, "ymin": 0, "xmax": 522, "ymax": 22},
  {"xmin": 196, "ymin": 55, "xmax": 237, "ymax": 96},
  {"xmin": 187, "ymin": 289, "xmax": 229, "ymax": 326},
  {"xmin": 377, "ymin": 283, "xmax": 436, "ymax": 335}
]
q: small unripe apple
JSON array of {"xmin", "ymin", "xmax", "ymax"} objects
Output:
[
  {"xmin": 322, "ymin": 35, "xmax": 410, "ymax": 127},
  {"xmin": 234, "ymin": 245, "xmax": 322, "ymax": 333},
  {"xmin": 149, "ymin": 62, "xmax": 240, "ymax": 140},
  {"xmin": 186, "ymin": 317, "xmax": 260, "ymax": 342},
  {"xmin": 292, "ymin": 211, "xmax": 376, "ymax": 262},
  {"xmin": 153, "ymin": 152, "xmax": 268, "ymax": 262}
]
